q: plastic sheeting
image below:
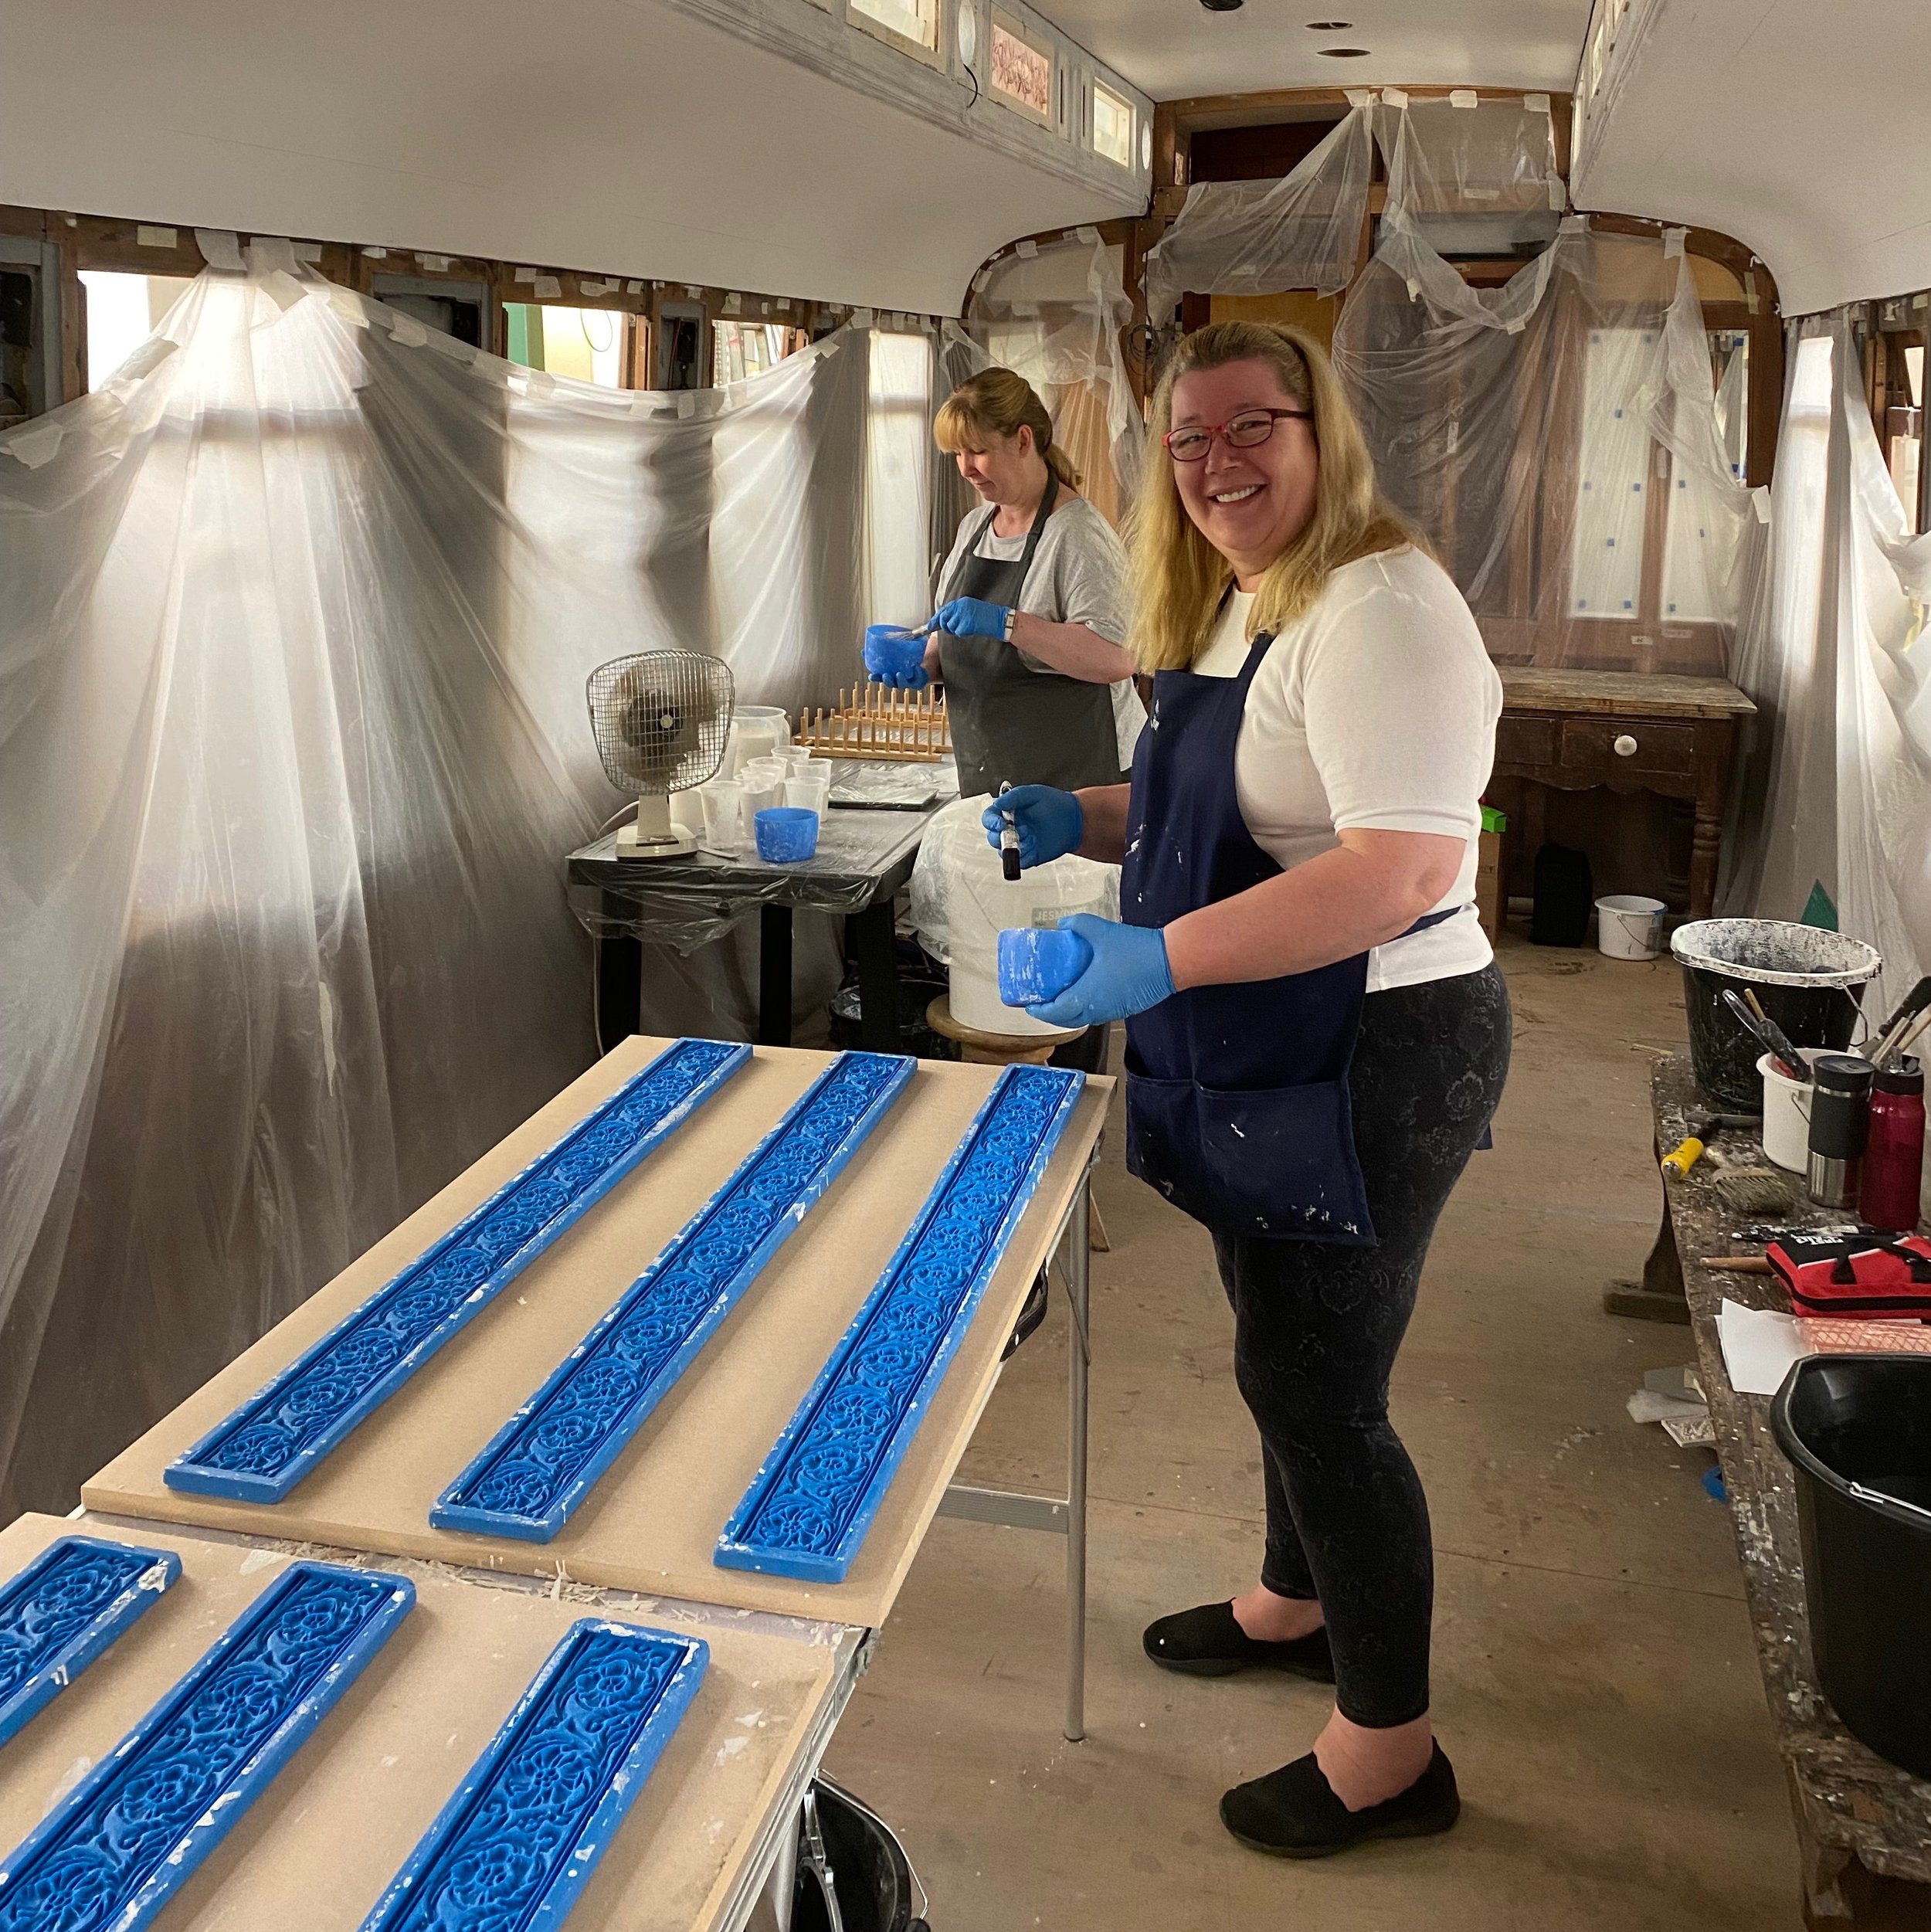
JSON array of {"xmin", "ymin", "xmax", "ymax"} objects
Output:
[
  {"xmin": 1142, "ymin": 105, "xmax": 1375, "ymax": 317},
  {"xmin": 1721, "ymin": 315, "xmax": 1931, "ymax": 1029},
  {"xmin": 959, "ymin": 230, "xmax": 1142, "ymax": 530},
  {"xmin": 1379, "ymin": 92, "xmax": 1566, "ymax": 255},
  {"xmin": 0, "ymin": 237, "xmax": 881, "ymax": 1513},
  {"xmin": 1333, "ymin": 219, "xmax": 1755, "ymax": 675}
]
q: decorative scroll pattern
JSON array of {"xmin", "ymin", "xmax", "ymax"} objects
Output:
[
  {"xmin": 0, "ymin": 1561, "xmax": 413, "ymax": 1932},
  {"xmin": 167, "ymin": 1038, "xmax": 750, "ymax": 1502},
  {"xmin": 0, "ymin": 1536, "xmax": 181, "ymax": 1751},
  {"xmin": 433, "ymin": 1051, "xmax": 914, "ymax": 1543},
  {"xmin": 358, "ymin": 1620, "xmax": 707, "ymax": 1932},
  {"xmin": 718, "ymin": 1064, "xmax": 1083, "ymax": 1584}
]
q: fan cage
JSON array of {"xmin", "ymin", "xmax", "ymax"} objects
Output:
[{"xmin": 586, "ymin": 650, "xmax": 735, "ymax": 796}]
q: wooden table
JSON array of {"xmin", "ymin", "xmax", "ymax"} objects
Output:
[
  {"xmin": 1652, "ymin": 1054, "xmax": 1931, "ymax": 1927},
  {"xmin": 1493, "ymin": 669, "xmax": 1756, "ymax": 918}
]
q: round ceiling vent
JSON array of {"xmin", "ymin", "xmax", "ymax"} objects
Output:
[
  {"xmin": 1316, "ymin": 46, "xmax": 1373, "ymax": 56},
  {"xmin": 958, "ymin": 3, "xmax": 976, "ymax": 65},
  {"xmin": 1305, "ymin": 18, "xmax": 1353, "ymax": 25}
]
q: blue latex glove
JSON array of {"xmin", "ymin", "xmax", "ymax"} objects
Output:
[
  {"xmin": 1027, "ymin": 914, "xmax": 1176, "ymax": 1028},
  {"xmin": 870, "ymin": 661, "xmax": 929, "ymax": 689},
  {"xmin": 931, "ymin": 596, "xmax": 1011, "ymax": 640},
  {"xmin": 863, "ymin": 632, "xmax": 930, "ymax": 689},
  {"xmin": 982, "ymin": 785, "xmax": 1083, "ymax": 870}
]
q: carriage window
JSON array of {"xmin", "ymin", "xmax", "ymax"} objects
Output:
[
  {"xmin": 1092, "ymin": 83, "xmax": 1133, "ymax": 167},
  {"xmin": 1709, "ymin": 329, "xmax": 1749, "ymax": 482},
  {"xmin": 503, "ymin": 304, "xmax": 641, "ymax": 389},
  {"xmin": 80, "ymin": 270, "xmax": 195, "ymax": 390},
  {"xmin": 712, "ymin": 321, "xmax": 808, "ymax": 385},
  {"xmin": 850, "ymin": 0, "xmax": 939, "ymax": 56},
  {"xmin": 991, "ymin": 12, "xmax": 1052, "ymax": 121}
]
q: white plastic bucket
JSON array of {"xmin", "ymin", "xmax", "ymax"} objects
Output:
[
  {"xmin": 1597, "ymin": 895, "xmax": 1666, "ymax": 960},
  {"xmin": 1760, "ymin": 1049, "xmax": 1821, "ymax": 1172}
]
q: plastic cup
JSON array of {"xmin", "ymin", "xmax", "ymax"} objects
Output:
[
  {"xmin": 699, "ymin": 781, "xmax": 744, "ymax": 855},
  {"xmin": 740, "ymin": 770, "xmax": 786, "ymax": 820},
  {"xmin": 781, "ymin": 745, "xmax": 816, "ymax": 777},
  {"xmin": 786, "ymin": 770, "xmax": 832, "ymax": 813},
  {"xmin": 755, "ymin": 806, "xmax": 819, "ymax": 864},
  {"xmin": 998, "ymin": 925, "xmax": 1095, "ymax": 1007}
]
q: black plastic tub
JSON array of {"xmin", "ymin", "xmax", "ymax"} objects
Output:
[
  {"xmin": 1770, "ymin": 1354, "xmax": 1931, "ymax": 1777},
  {"xmin": 792, "ymin": 1778, "xmax": 928, "ymax": 1932},
  {"xmin": 829, "ymin": 973, "xmax": 956, "ymax": 1061},
  {"xmin": 1670, "ymin": 918, "xmax": 1880, "ymax": 1111}
]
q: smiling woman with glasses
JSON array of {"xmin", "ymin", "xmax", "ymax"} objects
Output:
[{"xmin": 983, "ymin": 319, "xmax": 1510, "ymax": 1860}]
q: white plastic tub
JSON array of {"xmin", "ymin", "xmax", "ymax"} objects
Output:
[
  {"xmin": 1760, "ymin": 1048, "xmax": 1823, "ymax": 1172},
  {"xmin": 1596, "ymin": 895, "xmax": 1666, "ymax": 960}
]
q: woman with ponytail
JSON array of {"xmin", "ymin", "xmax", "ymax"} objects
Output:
[{"xmin": 885, "ymin": 368, "xmax": 1139, "ymax": 800}]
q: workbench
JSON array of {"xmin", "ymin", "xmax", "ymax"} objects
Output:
[
  {"xmin": 1651, "ymin": 1052, "xmax": 1931, "ymax": 1927},
  {"xmin": 1492, "ymin": 669, "xmax": 1755, "ymax": 918},
  {"xmin": 71, "ymin": 1037, "xmax": 1107, "ymax": 1928},
  {"xmin": 568, "ymin": 786, "xmax": 949, "ymax": 1054}
]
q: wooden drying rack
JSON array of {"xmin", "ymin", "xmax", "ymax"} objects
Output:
[{"xmin": 794, "ymin": 684, "xmax": 952, "ymax": 762}]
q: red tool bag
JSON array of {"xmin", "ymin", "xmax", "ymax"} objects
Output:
[{"xmin": 1766, "ymin": 1231, "xmax": 1931, "ymax": 1317}]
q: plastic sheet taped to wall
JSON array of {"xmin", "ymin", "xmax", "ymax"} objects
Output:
[
  {"xmin": 1332, "ymin": 221, "xmax": 1754, "ymax": 675},
  {"xmin": 0, "ymin": 239, "xmax": 879, "ymax": 1513}
]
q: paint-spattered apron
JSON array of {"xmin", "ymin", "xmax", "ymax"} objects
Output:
[
  {"xmin": 938, "ymin": 474, "xmax": 1126, "ymax": 796},
  {"xmin": 1120, "ymin": 630, "xmax": 1460, "ymax": 1244}
]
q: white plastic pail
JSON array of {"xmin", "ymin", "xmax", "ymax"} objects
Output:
[{"xmin": 1597, "ymin": 895, "xmax": 1666, "ymax": 960}]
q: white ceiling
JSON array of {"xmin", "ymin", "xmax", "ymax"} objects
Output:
[
  {"xmin": 0, "ymin": 0, "xmax": 1140, "ymax": 317},
  {"xmin": 1574, "ymin": 0, "xmax": 1931, "ymax": 315},
  {"xmin": 1033, "ymin": 0, "xmax": 1593, "ymax": 104}
]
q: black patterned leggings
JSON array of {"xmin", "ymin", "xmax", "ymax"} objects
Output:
[{"xmin": 1213, "ymin": 962, "xmax": 1512, "ymax": 1729}]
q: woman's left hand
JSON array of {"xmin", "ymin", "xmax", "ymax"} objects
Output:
[
  {"xmin": 930, "ymin": 597, "xmax": 1010, "ymax": 640},
  {"xmin": 1027, "ymin": 914, "xmax": 1176, "ymax": 1028}
]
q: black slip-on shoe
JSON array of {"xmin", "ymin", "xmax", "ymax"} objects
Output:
[
  {"xmin": 1220, "ymin": 1742, "xmax": 1460, "ymax": 1859},
  {"xmin": 1141, "ymin": 1601, "xmax": 1336, "ymax": 1681}
]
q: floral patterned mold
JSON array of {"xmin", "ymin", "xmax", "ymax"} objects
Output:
[
  {"xmin": 167, "ymin": 1038, "xmax": 750, "ymax": 1503},
  {"xmin": 0, "ymin": 1560, "xmax": 413, "ymax": 1932},
  {"xmin": 717, "ymin": 1063, "xmax": 1083, "ymax": 1584},
  {"xmin": 432, "ymin": 1050, "xmax": 915, "ymax": 1543},
  {"xmin": 357, "ymin": 1620, "xmax": 707, "ymax": 1932},
  {"xmin": 0, "ymin": 1536, "xmax": 181, "ymax": 1752}
]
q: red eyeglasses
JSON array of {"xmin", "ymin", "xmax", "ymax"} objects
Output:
[{"xmin": 1162, "ymin": 407, "xmax": 1312, "ymax": 463}]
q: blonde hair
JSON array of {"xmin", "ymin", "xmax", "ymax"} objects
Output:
[
  {"xmin": 934, "ymin": 368, "xmax": 1083, "ymax": 491},
  {"xmin": 1128, "ymin": 321, "xmax": 1413, "ymax": 674}
]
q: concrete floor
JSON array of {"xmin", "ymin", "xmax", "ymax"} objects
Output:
[{"xmin": 826, "ymin": 933, "xmax": 1804, "ymax": 1929}]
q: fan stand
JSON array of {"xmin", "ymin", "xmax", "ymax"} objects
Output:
[{"xmin": 615, "ymin": 792, "xmax": 695, "ymax": 859}]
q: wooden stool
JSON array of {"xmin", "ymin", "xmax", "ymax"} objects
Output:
[{"xmin": 925, "ymin": 995, "xmax": 1111, "ymax": 1253}]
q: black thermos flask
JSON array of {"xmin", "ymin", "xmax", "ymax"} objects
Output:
[{"xmin": 1807, "ymin": 1054, "xmax": 1875, "ymax": 1210}]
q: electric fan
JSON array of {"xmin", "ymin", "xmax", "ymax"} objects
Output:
[{"xmin": 587, "ymin": 650, "xmax": 735, "ymax": 858}]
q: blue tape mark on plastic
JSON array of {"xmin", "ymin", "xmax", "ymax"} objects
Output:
[
  {"xmin": 717, "ymin": 1063, "xmax": 1084, "ymax": 1584},
  {"xmin": 0, "ymin": 1560, "xmax": 413, "ymax": 1932},
  {"xmin": 166, "ymin": 1039, "xmax": 751, "ymax": 1503},
  {"xmin": 358, "ymin": 1618, "xmax": 707, "ymax": 1932},
  {"xmin": 0, "ymin": 1536, "xmax": 181, "ymax": 1753},
  {"xmin": 433, "ymin": 1051, "xmax": 916, "ymax": 1543}
]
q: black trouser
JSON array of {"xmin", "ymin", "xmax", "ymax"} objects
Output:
[{"xmin": 1213, "ymin": 963, "xmax": 1511, "ymax": 1729}]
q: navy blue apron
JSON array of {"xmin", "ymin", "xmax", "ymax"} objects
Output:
[{"xmin": 1120, "ymin": 627, "xmax": 1461, "ymax": 1244}]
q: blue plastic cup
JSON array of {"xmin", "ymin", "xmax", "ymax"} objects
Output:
[
  {"xmin": 755, "ymin": 806, "xmax": 819, "ymax": 863},
  {"xmin": 863, "ymin": 623, "xmax": 928, "ymax": 683},
  {"xmin": 998, "ymin": 925, "xmax": 1094, "ymax": 1007}
]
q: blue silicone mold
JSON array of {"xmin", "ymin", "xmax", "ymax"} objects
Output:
[
  {"xmin": 863, "ymin": 623, "xmax": 927, "ymax": 681},
  {"xmin": 755, "ymin": 806, "xmax": 819, "ymax": 863},
  {"xmin": 996, "ymin": 925, "xmax": 1094, "ymax": 1007},
  {"xmin": 0, "ymin": 1536, "xmax": 181, "ymax": 1753},
  {"xmin": 0, "ymin": 1560, "xmax": 413, "ymax": 1932},
  {"xmin": 432, "ymin": 1050, "xmax": 915, "ymax": 1543},
  {"xmin": 717, "ymin": 1062, "xmax": 1084, "ymax": 1584},
  {"xmin": 167, "ymin": 1038, "xmax": 749, "ymax": 1503},
  {"xmin": 357, "ymin": 1619, "xmax": 707, "ymax": 1932}
]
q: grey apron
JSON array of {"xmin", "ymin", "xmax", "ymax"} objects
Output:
[{"xmin": 938, "ymin": 475, "xmax": 1128, "ymax": 796}]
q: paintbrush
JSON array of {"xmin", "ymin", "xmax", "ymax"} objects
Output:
[
  {"xmin": 1722, "ymin": 988, "xmax": 1803, "ymax": 1081},
  {"xmin": 1868, "ymin": 974, "xmax": 1931, "ymax": 1066}
]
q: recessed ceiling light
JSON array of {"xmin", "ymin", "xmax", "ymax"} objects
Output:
[
  {"xmin": 1305, "ymin": 19, "xmax": 1353, "ymax": 26},
  {"xmin": 1317, "ymin": 46, "xmax": 1372, "ymax": 56},
  {"xmin": 1200, "ymin": 0, "xmax": 1244, "ymax": 13}
]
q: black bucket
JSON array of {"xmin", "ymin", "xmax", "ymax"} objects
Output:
[
  {"xmin": 1771, "ymin": 1355, "xmax": 1931, "ymax": 1777},
  {"xmin": 792, "ymin": 1778, "xmax": 928, "ymax": 1932},
  {"xmin": 1670, "ymin": 918, "xmax": 1880, "ymax": 1111},
  {"xmin": 829, "ymin": 973, "xmax": 955, "ymax": 1061}
]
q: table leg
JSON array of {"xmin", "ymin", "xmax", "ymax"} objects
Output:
[
  {"xmin": 1602, "ymin": 1183, "xmax": 1691, "ymax": 1325},
  {"xmin": 1689, "ymin": 794, "xmax": 1723, "ymax": 921},
  {"xmin": 1064, "ymin": 1170, "xmax": 1092, "ymax": 1744},
  {"xmin": 846, "ymin": 900, "xmax": 901, "ymax": 1054},
  {"xmin": 594, "ymin": 934, "xmax": 643, "ymax": 1054},
  {"xmin": 758, "ymin": 905, "xmax": 793, "ymax": 1048}
]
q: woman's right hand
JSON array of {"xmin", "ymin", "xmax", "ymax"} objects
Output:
[{"xmin": 982, "ymin": 786, "xmax": 1084, "ymax": 869}]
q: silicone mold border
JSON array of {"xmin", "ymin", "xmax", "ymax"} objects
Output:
[
  {"xmin": 433, "ymin": 1051, "xmax": 915, "ymax": 1543},
  {"xmin": 357, "ymin": 1619, "xmax": 708, "ymax": 1932},
  {"xmin": 167, "ymin": 1038, "xmax": 750, "ymax": 1502},
  {"xmin": 0, "ymin": 1536, "xmax": 181, "ymax": 1753},
  {"xmin": 717, "ymin": 1063, "xmax": 1083, "ymax": 1584},
  {"xmin": 0, "ymin": 1560, "xmax": 413, "ymax": 1932}
]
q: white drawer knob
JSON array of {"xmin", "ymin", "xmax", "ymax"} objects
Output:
[{"xmin": 1614, "ymin": 733, "xmax": 1638, "ymax": 757}]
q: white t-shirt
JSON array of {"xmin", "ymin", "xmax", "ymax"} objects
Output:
[
  {"xmin": 938, "ymin": 496, "xmax": 1145, "ymax": 769},
  {"xmin": 1187, "ymin": 546, "xmax": 1500, "ymax": 993}
]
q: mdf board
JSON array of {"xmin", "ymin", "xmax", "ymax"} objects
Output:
[
  {"xmin": 87, "ymin": 1039, "xmax": 1111, "ymax": 1631},
  {"xmin": 0, "ymin": 1514, "xmax": 837, "ymax": 1932},
  {"xmin": 1206, "ymin": 290, "xmax": 1341, "ymax": 347}
]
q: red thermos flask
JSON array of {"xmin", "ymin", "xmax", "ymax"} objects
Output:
[{"xmin": 1861, "ymin": 1058, "xmax": 1926, "ymax": 1232}]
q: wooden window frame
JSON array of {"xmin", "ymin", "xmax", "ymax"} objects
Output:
[
  {"xmin": 1092, "ymin": 79, "xmax": 1134, "ymax": 168},
  {"xmin": 847, "ymin": 0, "xmax": 945, "ymax": 70},
  {"xmin": 989, "ymin": 8, "xmax": 1054, "ymax": 126}
]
